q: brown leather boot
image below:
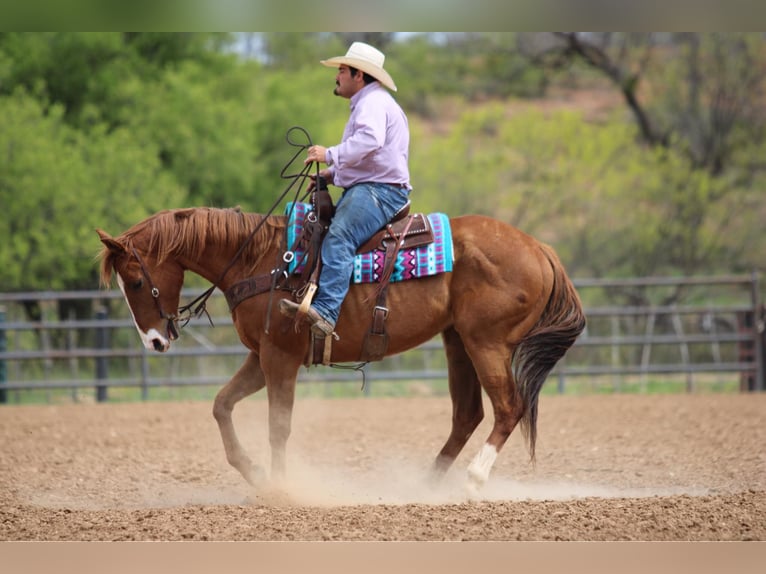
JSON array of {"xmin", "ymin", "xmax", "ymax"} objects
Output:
[{"xmin": 278, "ymin": 299, "xmax": 336, "ymax": 337}]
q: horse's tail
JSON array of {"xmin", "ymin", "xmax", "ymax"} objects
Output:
[{"xmin": 513, "ymin": 243, "xmax": 586, "ymax": 460}]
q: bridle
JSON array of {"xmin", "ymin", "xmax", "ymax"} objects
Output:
[
  {"xmin": 126, "ymin": 127, "xmax": 319, "ymax": 341},
  {"xmin": 175, "ymin": 126, "xmax": 319, "ymax": 331},
  {"xmin": 131, "ymin": 247, "xmax": 180, "ymax": 341}
]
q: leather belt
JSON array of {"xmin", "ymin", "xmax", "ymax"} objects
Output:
[{"xmin": 345, "ymin": 182, "xmax": 409, "ymax": 192}]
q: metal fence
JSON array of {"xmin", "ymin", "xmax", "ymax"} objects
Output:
[{"xmin": 1, "ymin": 274, "xmax": 763, "ymax": 402}]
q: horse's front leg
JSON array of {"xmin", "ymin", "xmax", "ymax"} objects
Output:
[
  {"xmin": 212, "ymin": 351, "xmax": 266, "ymax": 485},
  {"xmin": 261, "ymin": 345, "xmax": 302, "ymax": 484}
]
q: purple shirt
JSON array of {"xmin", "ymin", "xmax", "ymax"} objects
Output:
[{"xmin": 325, "ymin": 82, "xmax": 411, "ymax": 190}]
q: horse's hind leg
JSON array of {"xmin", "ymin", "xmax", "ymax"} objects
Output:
[
  {"xmin": 431, "ymin": 327, "xmax": 484, "ymax": 479},
  {"xmin": 463, "ymin": 344, "xmax": 524, "ymax": 494},
  {"xmin": 212, "ymin": 351, "xmax": 266, "ymax": 485}
]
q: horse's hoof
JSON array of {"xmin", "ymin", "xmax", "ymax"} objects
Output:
[
  {"xmin": 244, "ymin": 465, "xmax": 268, "ymax": 487},
  {"xmin": 465, "ymin": 470, "xmax": 486, "ymax": 500}
]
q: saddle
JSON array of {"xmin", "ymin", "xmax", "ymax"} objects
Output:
[
  {"xmin": 223, "ymin": 183, "xmax": 436, "ymax": 366},
  {"xmin": 296, "ymin": 186, "xmax": 433, "ymax": 366},
  {"xmin": 357, "ymin": 206, "xmax": 433, "ymax": 254}
]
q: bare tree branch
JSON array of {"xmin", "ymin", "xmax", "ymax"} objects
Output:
[
  {"xmin": 553, "ymin": 32, "xmax": 667, "ymax": 148},
  {"xmin": 523, "ymin": 32, "xmax": 766, "ymax": 179}
]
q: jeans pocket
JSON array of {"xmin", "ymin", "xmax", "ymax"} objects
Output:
[{"xmin": 369, "ymin": 184, "xmax": 408, "ymax": 220}]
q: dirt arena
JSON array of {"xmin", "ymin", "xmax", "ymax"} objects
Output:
[{"xmin": 1, "ymin": 393, "xmax": 764, "ymax": 541}]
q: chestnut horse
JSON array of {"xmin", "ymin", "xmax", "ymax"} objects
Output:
[{"xmin": 97, "ymin": 206, "xmax": 585, "ymax": 493}]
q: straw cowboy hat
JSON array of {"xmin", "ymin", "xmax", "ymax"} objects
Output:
[{"xmin": 321, "ymin": 41, "xmax": 397, "ymax": 92}]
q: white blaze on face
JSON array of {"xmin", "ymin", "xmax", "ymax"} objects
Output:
[
  {"xmin": 467, "ymin": 443, "xmax": 498, "ymax": 492},
  {"xmin": 116, "ymin": 274, "xmax": 170, "ymax": 352}
]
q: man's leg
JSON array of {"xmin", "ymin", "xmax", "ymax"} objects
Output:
[
  {"xmin": 280, "ymin": 183, "xmax": 408, "ymax": 334},
  {"xmin": 312, "ymin": 183, "xmax": 409, "ymax": 325}
]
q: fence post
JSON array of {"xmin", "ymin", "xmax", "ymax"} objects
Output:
[
  {"xmin": 751, "ymin": 271, "xmax": 765, "ymax": 392},
  {"xmin": 0, "ymin": 306, "xmax": 6, "ymax": 404},
  {"xmin": 671, "ymin": 310, "xmax": 693, "ymax": 393},
  {"xmin": 760, "ymin": 304, "xmax": 766, "ymax": 392},
  {"xmin": 363, "ymin": 363, "xmax": 371, "ymax": 397},
  {"xmin": 140, "ymin": 346, "xmax": 150, "ymax": 401},
  {"xmin": 557, "ymin": 368, "xmax": 565, "ymax": 394},
  {"xmin": 95, "ymin": 307, "xmax": 109, "ymax": 402}
]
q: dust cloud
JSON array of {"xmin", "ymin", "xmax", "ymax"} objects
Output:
[
  {"xmin": 26, "ymin": 455, "xmax": 710, "ymax": 511},
  {"xmin": 215, "ymin": 457, "xmax": 709, "ymax": 509}
]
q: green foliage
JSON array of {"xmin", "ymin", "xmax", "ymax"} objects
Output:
[
  {"xmin": 0, "ymin": 32, "xmax": 764, "ymax": 297},
  {"xmin": 390, "ymin": 33, "xmax": 545, "ymax": 117},
  {"xmin": 246, "ymin": 66, "xmax": 349, "ymax": 210},
  {"xmin": 259, "ymin": 32, "xmax": 344, "ymax": 70},
  {"xmin": 114, "ymin": 59, "xmax": 260, "ymax": 208},
  {"xmin": 0, "ymin": 33, "xmax": 235, "ymax": 128},
  {"xmin": 0, "ymin": 90, "xmax": 183, "ymax": 291},
  {"xmin": 410, "ymin": 102, "xmax": 762, "ymax": 280},
  {"xmin": 651, "ymin": 33, "xmax": 766, "ymax": 173}
]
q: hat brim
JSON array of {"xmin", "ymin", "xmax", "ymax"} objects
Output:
[{"xmin": 321, "ymin": 56, "xmax": 397, "ymax": 92}]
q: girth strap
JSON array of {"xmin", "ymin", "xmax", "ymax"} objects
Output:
[{"xmin": 358, "ymin": 215, "xmax": 416, "ymax": 362}]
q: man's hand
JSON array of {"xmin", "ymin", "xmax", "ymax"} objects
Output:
[
  {"xmin": 305, "ymin": 145, "xmax": 328, "ymax": 165},
  {"xmin": 307, "ymin": 169, "xmax": 333, "ymax": 192}
]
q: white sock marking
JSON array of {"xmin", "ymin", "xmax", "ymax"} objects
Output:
[{"xmin": 467, "ymin": 443, "xmax": 498, "ymax": 487}]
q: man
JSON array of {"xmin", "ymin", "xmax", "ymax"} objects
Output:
[{"xmin": 280, "ymin": 41, "xmax": 412, "ymax": 338}]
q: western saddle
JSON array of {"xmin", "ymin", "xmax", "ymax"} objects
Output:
[{"xmin": 224, "ymin": 182, "xmax": 434, "ymax": 366}]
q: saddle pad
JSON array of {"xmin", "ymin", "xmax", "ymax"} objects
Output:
[{"xmin": 285, "ymin": 201, "xmax": 454, "ymax": 284}]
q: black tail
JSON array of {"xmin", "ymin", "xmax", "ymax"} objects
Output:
[{"xmin": 512, "ymin": 244, "xmax": 586, "ymax": 459}]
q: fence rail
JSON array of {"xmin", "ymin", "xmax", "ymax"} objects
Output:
[{"xmin": 1, "ymin": 274, "xmax": 764, "ymax": 402}]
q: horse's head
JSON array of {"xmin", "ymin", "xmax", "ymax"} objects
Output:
[{"xmin": 97, "ymin": 229, "xmax": 184, "ymax": 353}]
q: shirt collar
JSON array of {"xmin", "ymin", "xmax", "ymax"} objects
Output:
[{"xmin": 349, "ymin": 81, "xmax": 381, "ymax": 110}]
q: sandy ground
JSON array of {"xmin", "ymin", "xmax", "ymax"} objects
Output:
[{"xmin": 1, "ymin": 393, "xmax": 765, "ymax": 541}]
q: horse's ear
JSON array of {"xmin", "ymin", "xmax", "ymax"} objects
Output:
[{"xmin": 96, "ymin": 229, "xmax": 126, "ymax": 254}]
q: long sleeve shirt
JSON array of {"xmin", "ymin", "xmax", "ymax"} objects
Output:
[{"xmin": 325, "ymin": 82, "xmax": 411, "ymax": 190}]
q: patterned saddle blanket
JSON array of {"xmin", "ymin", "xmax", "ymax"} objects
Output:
[{"xmin": 285, "ymin": 202, "xmax": 454, "ymax": 284}]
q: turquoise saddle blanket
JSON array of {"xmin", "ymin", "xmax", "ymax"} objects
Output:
[{"xmin": 285, "ymin": 202, "xmax": 454, "ymax": 284}]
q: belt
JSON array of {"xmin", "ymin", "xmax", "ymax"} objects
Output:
[{"xmin": 344, "ymin": 182, "xmax": 410, "ymax": 192}]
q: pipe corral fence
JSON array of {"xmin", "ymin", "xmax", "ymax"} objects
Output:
[{"xmin": 1, "ymin": 274, "xmax": 764, "ymax": 403}]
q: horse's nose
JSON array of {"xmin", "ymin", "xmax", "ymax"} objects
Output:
[{"xmin": 130, "ymin": 317, "xmax": 171, "ymax": 353}]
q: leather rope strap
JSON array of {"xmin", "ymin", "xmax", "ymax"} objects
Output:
[{"xmin": 358, "ymin": 215, "xmax": 416, "ymax": 362}]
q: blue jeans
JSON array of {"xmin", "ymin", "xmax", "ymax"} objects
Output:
[{"xmin": 311, "ymin": 182, "xmax": 410, "ymax": 325}]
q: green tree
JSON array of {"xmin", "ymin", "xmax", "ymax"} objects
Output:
[
  {"xmin": 114, "ymin": 58, "xmax": 262, "ymax": 208},
  {"xmin": 516, "ymin": 32, "xmax": 766, "ymax": 286},
  {"xmin": 0, "ymin": 33, "xmax": 234, "ymax": 129},
  {"xmin": 0, "ymin": 90, "xmax": 183, "ymax": 292},
  {"xmin": 1, "ymin": 31, "xmax": 765, "ymax": 299},
  {"xmin": 410, "ymin": 101, "xmax": 760, "ymax": 286},
  {"xmin": 257, "ymin": 33, "xmax": 343, "ymax": 70},
  {"xmin": 533, "ymin": 33, "xmax": 766, "ymax": 176}
]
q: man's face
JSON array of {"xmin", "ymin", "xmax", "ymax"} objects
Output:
[{"xmin": 334, "ymin": 65, "xmax": 362, "ymax": 98}]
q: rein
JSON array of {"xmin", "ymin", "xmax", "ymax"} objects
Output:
[{"xmin": 174, "ymin": 127, "xmax": 320, "ymax": 329}]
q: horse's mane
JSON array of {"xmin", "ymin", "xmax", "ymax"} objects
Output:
[{"xmin": 99, "ymin": 207, "xmax": 285, "ymax": 285}]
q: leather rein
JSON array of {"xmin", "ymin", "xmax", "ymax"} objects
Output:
[{"xmin": 133, "ymin": 126, "xmax": 319, "ymax": 335}]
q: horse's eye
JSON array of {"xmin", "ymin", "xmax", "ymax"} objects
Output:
[{"xmin": 131, "ymin": 278, "xmax": 143, "ymax": 290}]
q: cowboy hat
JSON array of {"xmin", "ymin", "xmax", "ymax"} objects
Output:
[{"xmin": 321, "ymin": 41, "xmax": 397, "ymax": 92}]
